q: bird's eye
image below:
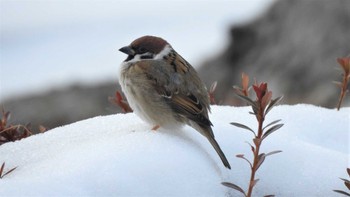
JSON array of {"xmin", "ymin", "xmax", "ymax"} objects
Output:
[{"xmin": 138, "ymin": 47, "xmax": 147, "ymax": 53}]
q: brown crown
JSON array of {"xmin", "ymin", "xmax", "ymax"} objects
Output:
[{"xmin": 130, "ymin": 36, "xmax": 170, "ymax": 54}]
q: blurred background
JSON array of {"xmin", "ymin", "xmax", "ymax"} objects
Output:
[{"xmin": 0, "ymin": 0, "xmax": 349, "ymax": 132}]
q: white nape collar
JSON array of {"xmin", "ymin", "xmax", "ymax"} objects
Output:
[{"xmin": 154, "ymin": 44, "xmax": 172, "ymax": 60}]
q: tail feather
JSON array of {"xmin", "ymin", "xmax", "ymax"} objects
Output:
[
  {"xmin": 189, "ymin": 121, "xmax": 231, "ymax": 169},
  {"xmin": 207, "ymin": 135, "xmax": 231, "ymax": 169}
]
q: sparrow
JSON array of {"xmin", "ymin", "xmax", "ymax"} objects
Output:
[{"xmin": 118, "ymin": 35, "xmax": 231, "ymax": 169}]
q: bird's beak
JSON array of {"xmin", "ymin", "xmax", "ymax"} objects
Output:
[{"xmin": 119, "ymin": 46, "xmax": 135, "ymax": 56}]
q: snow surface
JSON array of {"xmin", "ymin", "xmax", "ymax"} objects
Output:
[{"xmin": 0, "ymin": 105, "xmax": 349, "ymax": 196}]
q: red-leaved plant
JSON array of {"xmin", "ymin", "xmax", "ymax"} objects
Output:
[
  {"xmin": 0, "ymin": 108, "xmax": 41, "ymax": 145},
  {"xmin": 108, "ymin": 91, "xmax": 133, "ymax": 113},
  {"xmin": 334, "ymin": 57, "xmax": 350, "ymax": 110},
  {"xmin": 222, "ymin": 73, "xmax": 283, "ymax": 197},
  {"xmin": 0, "ymin": 108, "xmax": 48, "ymax": 179},
  {"xmin": 208, "ymin": 81, "xmax": 218, "ymax": 105},
  {"xmin": 0, "ymin": 162, "xmax": 17, "ymax": 179},
  {"xmin": 334, "ymin": 168, "xmax": 350, "ymax": 196}
]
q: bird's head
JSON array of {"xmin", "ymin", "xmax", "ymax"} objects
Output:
[{"xmin": 119, "ymin": 36, "xmax": 172, "ymax": 62}]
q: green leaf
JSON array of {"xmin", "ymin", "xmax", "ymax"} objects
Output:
[
  {"xmin": 222, "ymin": 182, "xmax": 246, "ymax": 196},
  {"xmin": 235, "ymin": 93, "xmax": 257, "ymax": 108},
  {"xmin": 340, "ymin": 178, "xmax": 350, "ymax": 183},
  {"xmin": 265, "ymin": 96, "xmax": 283, "ymax": 115},
  {"xmin": 262, "ymin": 124, "xmax": 284, "ymax": 140},
  {"xmin": 251, "ymin": 179, "xmax": 259, "ymax": 188},
  {"xmin": 263, "ymin": 119, "xmax": 282, "ymax": 131},
  {"xmin": 265, "ymin": 150, "xmax": 282, "ymax": 157},
  {"xmin": 230, "ymin": 122, "xmax": 256, "ymax": 136},
  {"xmin": 245, "ymin": 141, "xmax": 255, "ymax": 153},
  {"xmin": 256, "ymin": 153, "xmax": 265, "ymax": 171},
  {"xmin": 333, "ymin": 190, "xmax": 350, "ymax": 196},
  {"xmin": 1, "ymin": 166, "xmax": 17, "ymax": 178},
  {"xmin": 236, "ymin": 154, "xmax": 253, "ymax": 168},
  {"xmin": 249, "ymin": 112, "xmax": 257, "ymax": 115}
]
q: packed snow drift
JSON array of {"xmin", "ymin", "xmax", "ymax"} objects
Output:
[{"xmin": 0, "ymin": 105, "xmax": 349, "ymax": 196}]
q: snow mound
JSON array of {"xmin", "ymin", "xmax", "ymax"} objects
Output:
[{"xmin": 0, "ymin": 105, "xmax": 349, "ymax": 196}]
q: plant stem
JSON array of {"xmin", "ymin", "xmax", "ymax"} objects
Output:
[
  {"xmin": 336, "ymin": 74, "xmax": 349, "ymax": 110},
  {"xmin": 246, "ymin": 141, "xmax": 260, "ymax": 197},
  {"xmin": 247, "ymin": 108, "xmax": 264, "ymax": 197}
]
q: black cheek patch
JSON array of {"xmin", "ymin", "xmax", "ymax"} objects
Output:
[
  {"xmin": 140, "ymin": 55, "xmax": 153, "ymax": 59},
  {"xmin": 125, "ymin": 55, "xmax": 134, "ymax": 62}
]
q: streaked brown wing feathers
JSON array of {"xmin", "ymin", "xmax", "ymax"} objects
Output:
[
  {"xmin": 169, "ymin": 94, "xmax": 212, "ymax": 127},
  {"xmin": 135, "ymin": 60, "xmax": 212, "ymax": 127}
]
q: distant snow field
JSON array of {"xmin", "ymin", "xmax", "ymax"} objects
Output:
[{"xmin": 0, "ymin": 105, "xmax": 349, "ymax": 196}]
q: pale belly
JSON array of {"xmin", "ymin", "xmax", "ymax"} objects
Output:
[{"xmin": 119, "ymin": 68, "xmax": 182, "ymax": 129}]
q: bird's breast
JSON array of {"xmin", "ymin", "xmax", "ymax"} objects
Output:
[{"xmin": 118, "ymin": 62, "xmax": 182, "ymax": 128}]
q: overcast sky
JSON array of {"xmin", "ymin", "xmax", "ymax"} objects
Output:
[{"xmin": 0, "ymin": 0, "xmax": 275, "ymax": 101}]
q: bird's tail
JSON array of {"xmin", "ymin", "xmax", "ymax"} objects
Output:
[
  {"xmin": 207, "ymin": 134, "xmax": 231, "ymax": 169},
  {"xmin": 190, "ymin": 121, "xmax": 231, "ymax": 169}
]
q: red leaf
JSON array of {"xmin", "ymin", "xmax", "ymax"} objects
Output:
[
  {"xmin": 39, "ymin": 125, "xmax": 47, "ymax": 133},
  {"xmin": 345, "ymin": 181, "xmax": 350, "ymax": 190},
  {"xmin": 209, "ymin": 81, "xmax": 217, "ymax": 105},
  {"xmin": 245, "ymin": 141, "xmax": 255, "ymax": 153},
  {"xmin": 116, "ymin": 91, "xmax": 123, "ymax": 103},
  {"xmin": 253, "ymin": 85, "xmax": 262, "ymax": 100},
  {"xmin": 236, "ymin": 154, "xmax": 253, "ymax": 168},
  {"xmin": 242, "ymin": 73, "xmax": 249, "ymax": 89},
  {"xmin": 253, "ymin": 138, "xmax": 261, "ymax": 146},
  {"xmin": 253, "ymin": 82, "xmax": 268, "ymax": 100},
  {"xmin": 0, "ymin": 162, "xmax": 4, "ymax": 177},
  {"xmin": 337, "ymin": 57, "xmax": 350, "ymax": 73},
  {"xmin": 1, "ymin": 166, "xmax": 17, "ymax": 178},
  {"xmin": 236, "ymin": 154, "xmax": 245, "ymax": 158},
  {"xmin": 241, "ymin": 73, "xmax": 250, "ymax": 96},
  {"xmin": 261, "ymin": 91, "xmax": 272, "ymax": 110},
  {"xmin": 109, "ymin": 91, "xmax": 133, "ymax": 113}
]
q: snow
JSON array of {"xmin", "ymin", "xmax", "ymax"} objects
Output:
[{"xmin": 0, "ymin": 105, "xmax": 349, "ymax": 196}]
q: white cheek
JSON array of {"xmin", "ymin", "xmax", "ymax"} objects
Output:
[
  {"xmin": 154, "ymin": 44, "xmax": 172, "ymax": 60},
  {"xmin": 127, "ymin": 54, "xmax": 141, "ymax": 63}
]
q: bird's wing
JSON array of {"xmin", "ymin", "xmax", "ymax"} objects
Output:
[
  {"xmin": 168, "ymin": 91, "xmax": 212, "ymax": 127},
  {"xmin": 135, "ymin": 60, "xmax": 212, "ymax": 127}
]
